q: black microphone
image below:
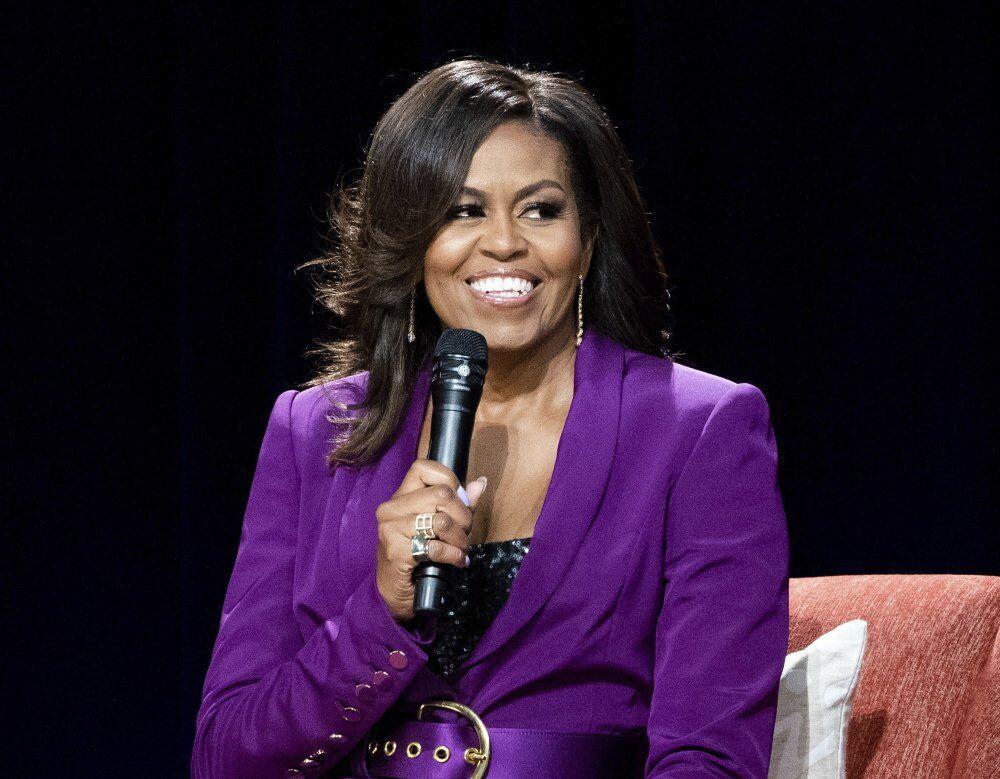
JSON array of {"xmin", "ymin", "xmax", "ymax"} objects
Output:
[{"xmin": 412, "ymin": 328, "xmax": 488, "ymax": 616}]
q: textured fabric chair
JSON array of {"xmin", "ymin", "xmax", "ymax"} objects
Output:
[{"xmin": 789, "ymin": 575, "xmax": 999, "ymax": 778}]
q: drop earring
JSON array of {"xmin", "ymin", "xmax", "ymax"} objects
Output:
[
  {"xmin": 407, "ymin": 288, "xmax": 416, "ymax": 343},
  {"xmin": 576, "ymin": 273, "xmax": 584, "ymax": 347}
]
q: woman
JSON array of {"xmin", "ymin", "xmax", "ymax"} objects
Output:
[{"xmin": 192, "ymin": 58, "xmax": 789, "ymax": 778}]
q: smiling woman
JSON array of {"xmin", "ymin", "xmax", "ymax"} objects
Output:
[
  {"xmin": 427, "ymin": 124, "xmax": 586, "ymax": 337},
  {"xmin": 294, "ymin": 56, "xmax": 675, "ymax": 470},
  {"xmin": 192, "ymin": 56, "xmax": 789, "ymax": 779}
]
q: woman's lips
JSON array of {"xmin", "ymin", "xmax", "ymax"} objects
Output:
[{"xmin": 465, "ymin": 281, "xmax": 542, "ymax": 309}]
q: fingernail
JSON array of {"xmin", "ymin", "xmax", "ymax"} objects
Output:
[
  {"xmin": 464, "ymin": 554, "xmax": 471, "ymax": 567},
  {"xmin": 455, "ymin": 485, "xmax": 470, "ymax": 507}
]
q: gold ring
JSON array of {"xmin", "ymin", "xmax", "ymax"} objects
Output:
[
  {"xmin": 417, "ymin": 699, "xmax": 490, "ymax": 778},
  {"xmin": 414, "ymin": 512, "xmax": 437, "ymax": 540}
]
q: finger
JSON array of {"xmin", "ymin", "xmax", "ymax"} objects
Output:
[
  {"xmin": 424, "ymin": 538, "xmax": 467, "ymax": 568},
  {"xmin": 395, "ymin": 532, "xmax": 468, "ymax": 570},
  {"xmin": 393, "ymin": 458, "xmax": 460, "ymax": 498},
  {"xmin": 429, "ymin": 487, "xmax": 475, "ymax": 534},
  {"xmin": 413, "ymin": 511, "xmax": 468, "ymax": 550},
  {"xmin": 383, "ymin": 490, "xmax": 469, "ymax": 550},
  {"xmin": 389, "ymin": 485, "xmax": 473, "ymax": 532},
  {"xmin": 466, "ymin": 476, "xmax": 488, "ymax": 511}
]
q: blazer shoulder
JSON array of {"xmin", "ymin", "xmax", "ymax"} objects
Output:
[
  {"xmin": 280, "ymin": 371, "xmax": 371, "ymax": 473},
  {"xmin": 622, "ymin": 349, "xmax": 732, "ymax": 411},
  {"xmin": 621, "ymin": 349, "xmax": 770, "ymax": 436},
  {"xmin": 291, "ymin": 370, "xmax": 370, "ymax": 424}
]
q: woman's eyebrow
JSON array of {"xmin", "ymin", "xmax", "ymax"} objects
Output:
[{"xmin": 459, "ymin": 179, "xmax": 566, "ymax": 202}]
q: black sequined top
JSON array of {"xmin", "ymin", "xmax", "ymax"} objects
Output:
[{"xmin": 427, "ymin": 537, "xmax": 532, "ymax": 679}]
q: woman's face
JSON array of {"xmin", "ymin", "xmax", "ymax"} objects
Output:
[{"xmin": 423, "ymin": 121, "xmax": 592, "ymax": 354}]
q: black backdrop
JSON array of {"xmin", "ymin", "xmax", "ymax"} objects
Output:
[{"xmin": 7, "ymin": 3, "xmax": 994, "ymax": 775}]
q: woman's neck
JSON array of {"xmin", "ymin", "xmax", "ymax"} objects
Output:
[{"xmin": 476, "ymin": 320, "xmax": 577, "ymax": 420}]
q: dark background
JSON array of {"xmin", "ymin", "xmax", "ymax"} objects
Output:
[{"xmin": 7, "ymin": 3, "xmax": 994, "ymax": 775}]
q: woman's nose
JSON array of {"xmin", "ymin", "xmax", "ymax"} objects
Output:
[{"xmin": 479, "ymin": 211, "xmax": 526, "ymax": 258}]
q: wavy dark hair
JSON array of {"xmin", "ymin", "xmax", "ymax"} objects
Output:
[{"xmin": 296, "ymin": 56, "xmax": 676, "ymax": 472}]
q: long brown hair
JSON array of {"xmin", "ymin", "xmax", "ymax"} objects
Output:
[{"xmin": 296, "ymin": 56, "xmax": 676, "ymax": 472}]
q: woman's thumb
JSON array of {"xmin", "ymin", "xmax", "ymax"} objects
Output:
[{"xmin": 467, "ymin": 476, "xmax": 488, "ymax": 509}]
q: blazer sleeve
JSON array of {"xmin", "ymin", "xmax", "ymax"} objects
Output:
[
  {"xmin": 191, "ymin": 389, "xmax": 437, "ymax": 779},
  {"xmin": 645, "ymin": 383, "xmax": 789, "ymax": 778}
]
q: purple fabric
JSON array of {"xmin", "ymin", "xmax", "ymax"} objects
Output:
[
  {"xmin": 191, "ymin": 327, "xmax": 790, "ymax": 778},
  {"xmin": 345, "ymin": 716, "xmax": 648, "ymax": 777}
]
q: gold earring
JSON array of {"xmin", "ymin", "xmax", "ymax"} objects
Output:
[
  {"xmin": 576, "ymin": 274, "xmax": 584, "ymax": 347},
  {"xmin": 407, "ymin": 288, "xmax": 416, "ymax": 343}
]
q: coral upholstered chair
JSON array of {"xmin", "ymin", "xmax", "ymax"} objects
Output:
[{"xmin": 788, "ymin": 575, "xmax": 999, "ymax": 778}]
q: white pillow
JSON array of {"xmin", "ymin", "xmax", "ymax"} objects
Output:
[{"xmin": 768, "ymin": 619, "xmax": 868, "ymax": 779}]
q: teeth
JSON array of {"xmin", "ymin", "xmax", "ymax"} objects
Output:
[{"xmin": 470, "ymin": 276, "xmax": 534, "ymax": 295}]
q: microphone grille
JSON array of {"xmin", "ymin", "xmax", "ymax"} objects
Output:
[{"xmin": 434, "ymin": 328, "xmax": 488, "ymax": 362}]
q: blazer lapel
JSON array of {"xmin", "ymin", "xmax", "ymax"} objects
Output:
[
  {"xmin": 335, "ymin": 327, "xmax": 624, "ymax": 676},
  {"xmin": 461, "ymin": 327, "xmax": 624, "ymax": 672}
]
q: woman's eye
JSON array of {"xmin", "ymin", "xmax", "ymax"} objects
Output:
[
  {"xmin": 524, "ymin": 201, "xmax": 566, "ymax": 220},
  {"xmin": 450, "ymin": 204, "xmax": 484, "ymax": 219},
  {"xmin": 448, "ymin": 201, "xmax": 566, "ymax": 221}
]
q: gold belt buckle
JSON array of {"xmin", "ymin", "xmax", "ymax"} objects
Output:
[{"xmin": 417, "ymin": 699, "xmax": 491, "ymax": 778}]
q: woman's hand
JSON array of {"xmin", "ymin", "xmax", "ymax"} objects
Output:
[{"xmin": 375, "ymin": 458, "xmax": 488, "ymax": 623}]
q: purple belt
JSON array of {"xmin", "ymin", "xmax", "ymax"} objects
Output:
[{"xmin": 342, "ymin": 699, "xmax": 648, "ymax": 778}]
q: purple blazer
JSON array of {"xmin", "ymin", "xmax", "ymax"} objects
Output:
[{"xmin": 191, "ymin": 327, "xmax": 790, "ymax": 778}]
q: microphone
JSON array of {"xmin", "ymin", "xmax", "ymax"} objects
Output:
[{"xmin": 412, "ymin": 328, "xmax": 488, "ymax": 616}]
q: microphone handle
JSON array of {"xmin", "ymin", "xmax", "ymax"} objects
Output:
[{"xmin": 412, "ymin": 385, "xmax": 476, "ymax": 616}]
